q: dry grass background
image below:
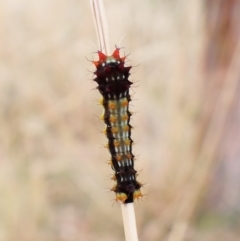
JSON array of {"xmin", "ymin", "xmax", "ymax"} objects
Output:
[{"xmin": 0, "ymin": 0, "xmax": 240, "ymax": 241}]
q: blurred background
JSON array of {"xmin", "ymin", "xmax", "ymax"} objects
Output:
[{"xmin": 0, "ymin": 0, "xmax": 240, "ymax": 240}]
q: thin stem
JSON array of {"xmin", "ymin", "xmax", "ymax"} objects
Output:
[
  {"xmin": 121, "ymin": 203, "xmax": 139, "ymax": 241},
  {"xmin": 90, "ymin": 0, "xmax": 110, "ymax": 54}
]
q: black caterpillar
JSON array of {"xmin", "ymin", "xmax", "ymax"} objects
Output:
[{"xmin": 92, "ymin": 47, "xmax": 143, "ymax": 203}]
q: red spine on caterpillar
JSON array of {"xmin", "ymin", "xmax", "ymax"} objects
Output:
[{"xmin": 93, "ymin": 47, "xmax": 143, "ymax": 204}]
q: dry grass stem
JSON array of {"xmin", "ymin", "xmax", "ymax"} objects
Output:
[
  {"xmin": 121, "ymin": 203, "xmax": 139, "ymax": 241},
  {"xmin": 90, "ymin": 0, "xmax": 110, "ymax": 54},
  {"xmin": 167, "ymin": 27, "xmax": 240, "ymax": 241}
]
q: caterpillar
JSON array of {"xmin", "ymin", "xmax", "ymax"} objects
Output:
[{"xmin": 92, "ymin": 47, "xmax": 143, "ymax": 204}]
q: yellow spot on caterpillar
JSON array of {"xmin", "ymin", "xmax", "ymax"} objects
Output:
[
  {"xmin": 102, "ymin": 128, "xmax": 107, "ymax": 135},
  {"xmin": 108, "ymin": 101, "xmax": 116, "ymax": 110},
  {"xmin": 126, "ymin": 153, "xmax": 132, "ymax": 159},
  {"xmin": 124, "ymin": 139, "xmax": 131, "ymax": 146},
  {"xmin": 104, "ymin": 143, "xmax": 109, "ymax": 149},
  {"xmin": 121, "ymin": 98, "xmax": 128, "ymax": 107},
  {"xmin": 109, "ymin": 115, "xmax": 117, "ymax": 123},
  {"xmin": 133, "ymin": 190, "xmax": 143, "ymax": 200},
  {"xmin": 116, "ymin": 192, "xmax": 128, "ymax": 202},
  {"xmin": 115, "ymin": 154, "xmax": 122, "ymax": 161},
  {"xmin": 113, "ymin": 140, "xmax": 120, "ymax": 147},
  {"xmin": 99, "ymin": 98, "xmax": 104, "ymax": 105},
  {"xmin": 111, "ymin": 175, "xmax": 116, "ymax": 181},
  {"xmin": 121, "ymin": 114, "xmax": 128, "ymax": 121},
  {"xmin": 111, "ymin": 127, "xmax": 119, "ymax": 133},
  {"xmin": 99, "ymin": 111, "xmax": 105, "ymax": 120},
  {"xmin": 111, "ymin": 185, "xmax": 117, "ymax": 192},
  {"xmin": 122, "ymin": 125, "xmax": 130, "ymax": 132}
]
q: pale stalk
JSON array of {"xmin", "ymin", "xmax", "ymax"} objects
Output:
[
  {"xmin": 90, "ymin": 0, "xmax": 110, "ymax": 54},
  {"xmin": 121, "ymin": 203, "xmax": 139, "ymax": 241}
]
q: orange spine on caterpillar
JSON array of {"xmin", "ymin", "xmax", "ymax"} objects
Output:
[{"xmin": 92, "ymin": 47, "xmax": 143, "ymax": 203}]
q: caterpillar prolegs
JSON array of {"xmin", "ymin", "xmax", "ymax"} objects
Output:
[{"xmin": 92, "ymin": 47, "xmax": 143, "ymax": 204}]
